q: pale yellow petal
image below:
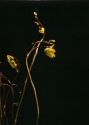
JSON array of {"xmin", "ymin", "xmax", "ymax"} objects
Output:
[
  {"xmin": 39, "ymin": 27, "xmax": 45, "ymax": 34},
  {"xmin": 7, "ymin": 55, "xmax": 18, "ymax": 72},
  {"xmin": 44, "ymin": 47, "xmax": 56, "ymax": 58}
]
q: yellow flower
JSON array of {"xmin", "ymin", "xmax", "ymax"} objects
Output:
[
  {"xmin": 39, "ymin": 27, "xmax": 45, "ymax": 34},
  {"xmin": 7, "ymin": 55, "xmax": 19, "ymax": 72},
  {"xmin": 44, "ymin": 44, "xmax": 56, "ymax": 58}
]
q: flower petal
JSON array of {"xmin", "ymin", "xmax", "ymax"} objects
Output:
[
  {"xmin": 7, "ymin": 55, "xmax": 19, "ymax": 72},
  {"xmin": 44, "ymin": 47, "xmax": 56, "ymax": 58},
  {"xmin": 39, "ymin": 27, "xmax": 45, "ymax": 34}
]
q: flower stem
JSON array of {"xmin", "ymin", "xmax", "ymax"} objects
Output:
[{"xmin": 26, "ymin": 34, "xmax": 45, "ymax": 125}]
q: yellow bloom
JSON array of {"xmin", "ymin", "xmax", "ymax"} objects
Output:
[
  {"xmin": 44, "ymin": 44, "xmax": 56, "ymax": 58},
  {"xmin": 7, "ymin": 55, "xmax": 19, "ymax": 72},
  {"xmin": 39, "ymin": 27, "xmax": 45, "ymax": 34}
]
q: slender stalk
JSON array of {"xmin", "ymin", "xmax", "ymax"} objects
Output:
[
  {"xmin": 0, "ymin": 73, "xmax": 14, "ymax": 125},
  {"xmin": 26, "ymin": 63, "xmax": 39, "ymax": 125},
  {"xmin": 26, "ymin": 34, "xmax": 45, "ymax": 125}
]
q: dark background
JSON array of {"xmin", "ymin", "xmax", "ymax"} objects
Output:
[{"xmin": 0, "ymin": 1, "xmax": 89, "ymax": 125}]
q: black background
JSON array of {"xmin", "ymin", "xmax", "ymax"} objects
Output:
[{"xmin": 0, "ymin": 1, "xmax": 89, "ymax": 125}]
